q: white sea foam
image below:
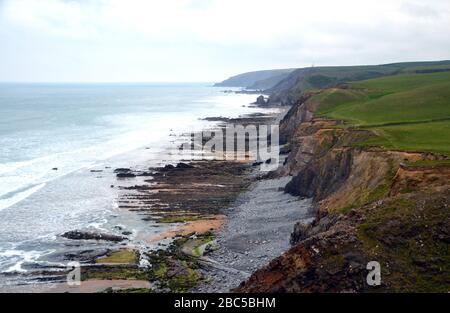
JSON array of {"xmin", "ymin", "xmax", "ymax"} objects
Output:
[
  {"xmin": 0, "ymin": 183, "xmax": 46, "ymax": 212},
  {"xmin": 0, "ymin": 114, "xmax": 196, "ymax": 211},
  {"xmin": 0, "ymin": 84, "xmax": 267, "ymax": 276},
  {"xmin": 0, "ymin": 249, "xmax": 47, "ymax": 273}
]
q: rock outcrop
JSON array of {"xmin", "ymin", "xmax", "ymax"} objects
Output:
[
  {"xmin": 62, "ymin": 231, "xmax": 126, "ymax": 242},
  {"xmin": 254, "ymin": 95, "xmax": 267, "ymax": 106}
]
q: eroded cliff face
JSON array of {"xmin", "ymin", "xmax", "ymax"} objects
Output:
[
  {"xmin": 278, "ymin": 94, "xmax": 315, "ymax": 144},
  {"xmin": 236, "ymin": 100, "xmax": 450, "ymax": 293},
  {"xmin": 237, "ymin": 186, "xmax": 449, "ymax": 292}
]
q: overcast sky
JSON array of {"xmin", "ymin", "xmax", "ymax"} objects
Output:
[{"xmin": 1, "ymin": 0, "xmax": 450, "ymax": 82}]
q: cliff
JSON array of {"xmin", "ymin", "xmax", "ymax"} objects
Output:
[
  {"xmin": 213, "ymin": 68, "xmax": 295, "ymax": 89},
  {"xmin": 236, "ymin": 69, "xmax": 450, "ymax": 292}
]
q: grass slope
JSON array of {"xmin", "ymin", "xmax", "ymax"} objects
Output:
[
  {"xmin": 312, "ymin": 71, "xmax": 450, "ymax": 155},
  {"xmin": 268, "ymin": 60, "xmax": 450, "ymax": 97},
  {"xmin": 214, "ymin": 68, "xmax": 295, "ymax": 88}
]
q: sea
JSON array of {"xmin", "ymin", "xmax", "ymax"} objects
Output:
[{"xmin": 0, "ymin": 83, "xmax": 269, "ymax": 287}]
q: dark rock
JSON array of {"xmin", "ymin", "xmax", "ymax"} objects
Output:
[
  {"xmin": 265, "ymin": 158, "xmax": 276, "ymax": 164},
  {"xmin": 52, "ymin": 168, "xmax": 58, "ymax": 171},
  {"xmin": 317, "ymin": 215, "xmax": 337, "ymax": 230},
  {"xmin": 61, "ymin": 230, "xmax": 126, "ymax": 242},
  {"xmin": 285, "ymin": 149, "xmax": 353, "ymax": 199},
  {"xmin": 164, "ymin": 164, "xmax": 175, "ymax": 169},
  {"xmin": 116, "ymin": 172, "xmax": 136, "ymax": 178},
  {"xmin": 202, "ymin": 116, "xmax": 230, "ymax": 122},
  {"xmin": 114, "ymin": 168, "xmax": 131, "ymax": 173},
  {"xmin": 137, "ymin": 171, "xmax": 153, "ymax": 177},
  {"xmin": 122, "ymin": 184, "xmax": 150, "ymax": 190},
  {"xmin": 176, "ymin": 162, "xmax": 194, "ymax": 169},
  {"xmin": 254, "ymin": 95, "xmax": 267, "ymax": 105},
  {"xmin": 280, "ymin": 144, "xmax": 291, "ymax": 155},
  {"xmin": 64, "ymin": 249, "xmax": 109, "ymax": 262},
  {"xmin": 343, "ymin": 252, "xmax": 365, "ymax": 265},
  {"xmin": 290, "ymin": 222, "xmax": 311, "ymax": 244}
]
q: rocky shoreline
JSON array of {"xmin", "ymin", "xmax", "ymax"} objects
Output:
[
  {"xmin": 10, "ymin": 78, "xmax": 447, "ymax": 294},
  {"xmin": 73, "ymin": 106, "xmax": 306, "ymax": 293},
  {"xmin": 4, "ymin": 82, "xmax": 448, "ymax": 293},
  {"xmin": 2, "ymin": 103, "xmax": 303, "ymax": 293},
  {"xmin": 193, "ymin": 176, "xmax": 314, "ymax": 293}
]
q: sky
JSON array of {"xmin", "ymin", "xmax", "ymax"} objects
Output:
[{"xmin": 1, "ymin": 0, "xmax": 450, "ymax": 82}]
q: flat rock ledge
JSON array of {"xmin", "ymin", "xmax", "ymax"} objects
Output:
[{"xmin": 61, "ymin": 230, "xmax": 126, "ymax": 242}]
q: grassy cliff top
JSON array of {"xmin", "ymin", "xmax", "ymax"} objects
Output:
[
  {"xmin": 267, "ymin": 60, "xmax": 450, "ymax": 105},
  {"xmin": 311, "ymin": 71, "xmax": 450, "ymax": 155}
]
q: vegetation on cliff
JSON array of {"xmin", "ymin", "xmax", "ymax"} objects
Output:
[
  {"xmin": 237, "ymin": 62, "xmax": 450, "ymax": 293},
  {"xmin": 266, "ymin": 60, "xmax": 450, "ymax": 106},
  {"xmin": 314, "ymin": 71, "xmax": 450, "ymax": 155}
]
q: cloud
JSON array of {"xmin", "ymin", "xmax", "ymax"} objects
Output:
[
  {"xmin": 401, "ymin": 1, "xmax": 440, "ymax": 18},
  {"xmin": 1, "ymin": 0, "xmax": 450, "ymax": 81}
]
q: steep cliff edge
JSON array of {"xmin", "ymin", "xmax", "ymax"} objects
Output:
[
  {"xmin": 237, "ymin": 72, "xmax": 450, "ymax": 292},
  {"xmin": 237, "ymin": 184, "xmax": 449, "ymax": 292}
]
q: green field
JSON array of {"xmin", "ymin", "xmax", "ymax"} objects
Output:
[
  {"xmin": 312, "ymin": 71, "xmax": 450, "ymax": 156},
  {"xmin": 268, "ymin": 60, "xmax": 450, "ymax": 102}
]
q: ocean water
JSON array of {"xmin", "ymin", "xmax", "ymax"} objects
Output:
[{"xmin": 0, "ymin": 83, "xmax": 266, "ymax": 280}]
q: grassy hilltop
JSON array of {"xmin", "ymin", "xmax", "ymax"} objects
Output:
[
  {"xmin": 310, "ymin": 71, "xmax": 450, "ymax": 156},
  {"xmin": 267, "ymin": 60, "xmax": 450, "ymax": 106}
]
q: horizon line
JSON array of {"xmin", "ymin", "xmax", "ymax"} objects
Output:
[{"xmin": 0, "ymin": 81, "xmax": 218, "ymax": 85}]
